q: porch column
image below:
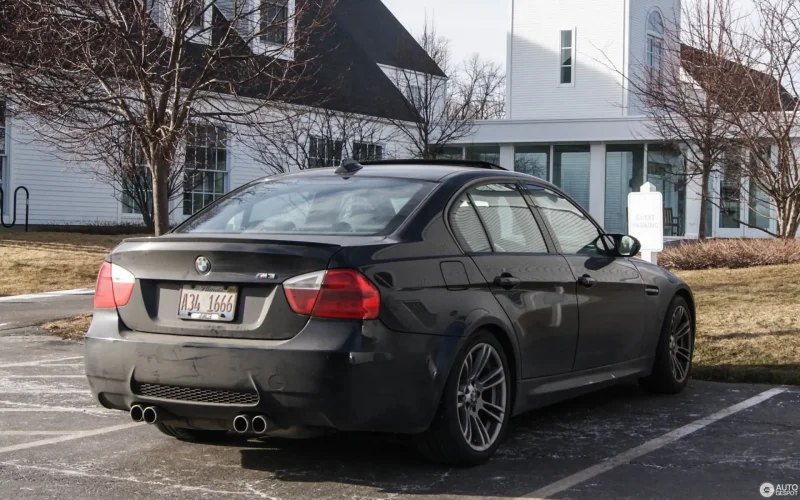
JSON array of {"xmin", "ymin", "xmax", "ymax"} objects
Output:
[
  {"xmin": 589, "ymin": 142, "xmax": 606, "ymax": 225},
  {"xmin": 499, "ymin": 144, "xmax": 515, "ymax": 171},
  {"xmin": 684, "ymin": 177, "xmax": 703, "ymax": 239}
]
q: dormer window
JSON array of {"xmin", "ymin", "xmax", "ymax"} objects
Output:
[
  {"xmin": 251, "ymin": 0, "xmax": 294, "ymax": 58},
  {"xmin": 646, "ymin": 10, "xmax": 664, "ymax": 81},
  {"xmin": 187, "ymin": 0, "xmax": 206, "ymax": 30},
  {"xmin": 260, "ymin": 1, "xmax": 288, "ymax": 45}
]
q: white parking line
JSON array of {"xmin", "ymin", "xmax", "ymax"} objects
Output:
[
  {"xmin": 0, "ymin": 431, "xmax": 75, "ymax": 436},
  {"xmin": 521, "ymin": 387, "xmax": 787, "ymax": 499},
  {"xmin": 0, "ymin": 356, "xmax": 83, "ymax": 369},
  {"xmin": 0, "ymin": 422, "xmax": 141, "ymax": 455},
  {"xmin": 0, "ymin": 288, "xmax": 94, "ymax": 303},
  {"xmin": 0, "ymin": 462, "xmax": 275, "ymax": 498},
  {"xmin": 0, "ymin": 400, "xmax": 117, "ymax": 416},
  {"xmin": 1, "ymin": 375, "xmax": 86, "ymax": 379},
  {"xmin": 0, "ymin": 390, "xmax": 89, "ymax": 394}
]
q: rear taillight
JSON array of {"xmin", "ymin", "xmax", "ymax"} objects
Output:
[
  {"xmin": 284, "ymin": 269, "xmax": 380, "ymax": 320},
  {"xmin": 94, "ymin": 261, "xmax": 136, "ymax": 308}
]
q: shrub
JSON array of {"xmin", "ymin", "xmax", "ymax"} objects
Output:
[
  {"xmin": 34, "ymin": 221, "xmax": 156, "ymax": 235},
  {"xmin": 660, "ymin": 238, "xmax": 800, "ymax": 270}
]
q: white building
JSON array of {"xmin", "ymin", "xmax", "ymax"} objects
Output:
[
  {"xmin": 0, "ymin": 0, "xmax": 443, "ymax": 229},
  {"xmin": 451, "ymin": 0, "xmax": 788, "ymax": 239}
]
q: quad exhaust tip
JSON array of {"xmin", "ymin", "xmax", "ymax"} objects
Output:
[
  {"xmin": 129, "ymin": 404, "xmax": 144, "ymax": 422},
  {"xmin": 142, "ymin": 406, "xmax": 160, "ymax": 425},
  {"xmin": 251, "ymin": 415, "xmax": 269, "ymax": 435},
  {"xmin": 233, "ymin": 414, "xmax": 250, "ymax": 434}
]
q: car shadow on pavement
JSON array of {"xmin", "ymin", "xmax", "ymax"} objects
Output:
[{"xmin": 236, "ymin": 382, "xmax": 680, "ymax": 497}]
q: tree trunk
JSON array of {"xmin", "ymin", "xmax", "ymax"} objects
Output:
[
  {"xmin": 151, "ymin": 157, "xmax": 171, "ymax": 236},
  {"xmin": 140, "ymin": 211, "xmax": 155, "ymax": 235},
  {"xmin": 697, "ymin": 162, "xmax": 712, "ymax": 240},
  {"xmin": 776, "ymin": 199, "xmax": 800, "ymax": 239}
]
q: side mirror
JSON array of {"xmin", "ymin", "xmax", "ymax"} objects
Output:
[{"xmin": 598, "ymin": 234, "xmax": 641, "ymax": 257}]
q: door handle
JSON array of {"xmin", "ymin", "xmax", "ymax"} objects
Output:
[
  {"xmin": 493, "ymin": 274, "xmax": 521, "ymax": 290},
  {"xmin": 577, "ymin": 274, "xmax": 597, "ymax": 288}
]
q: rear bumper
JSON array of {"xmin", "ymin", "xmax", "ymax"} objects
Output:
[{"xmin": 84, "ymin": 310, "xmax": 461, "ymax": 434}]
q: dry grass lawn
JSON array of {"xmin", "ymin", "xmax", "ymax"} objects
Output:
[
  {"xmin": 5, "ymin": 232, "xmax": 798, "ymax": 384},
  {"xmin": 41, "ymin": 314, "xmax": 93, "ymax": 341},
  {"xmin": 0, "ymin": 232, "xmax": 143, "ymax": 296},
  {"xmin": 676, "ymin": 264, "xmax": 800, "ymax": 385}
]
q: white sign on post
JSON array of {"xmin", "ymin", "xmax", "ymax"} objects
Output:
[{"xmin": 627, "ymin": 183, "xmax": 664, "ymax": 258}]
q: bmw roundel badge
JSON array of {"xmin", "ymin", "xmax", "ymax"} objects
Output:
[{"xmin": 195, "ymin": 256, "xmax": 211, "ymax": 274}]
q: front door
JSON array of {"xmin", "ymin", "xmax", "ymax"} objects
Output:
[
  {"xmin": 449, "ymin": 183, "xmax": 579, "ymax": 379},
  {"xmin": 525, "ymin": 184, "xmax": 649, "ymax": 371}
]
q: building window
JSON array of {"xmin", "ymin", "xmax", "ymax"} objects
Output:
[
  {"xmin": 560, "ymin": 30, "xmax": 574, "ymax": 85},
  {"xmin": 432, "ymin": 146, "xmax": 463, "ymax": 160},
  {"xmin": 748, "ymin": 148, "xmax": 771, "ymax": 230},
  {"xmin": 604, "ymin": 145, "xmax": 645, "ymax": 234},
  {"xmin": 646, "ymin": 10, "xmax": 664, "ymax": 82},
  {"xmin": 647, "ymin": 144, "xmax": 686, "ymax": 237},
  {"xmin": 183, "ymin": 124, "xmax": 228, "ymax": 216},
  {"xmin": 515, "ymin": 146, "xmax": 550, "ymax": 180},
  {"xmin": 308, "ymin": 137, "xmax": 343, "ymax": 168},
  {"xmin": 260, "ymin": 1, "xmax": 288, "ymax": 45},
  {"xmin": 465, "ymin": 145, "xmax": 500, "ymax": 165},
  {"xmin": 353, "ymin": 142, "xmax": 383, "ymax": 161},
  {"xmin": 553, "ymin": 145, "xmax": 590, "ymax": 209},
  {"xmin": 187, "ymin": 0, "xmax": 206, "ymax": 29}
]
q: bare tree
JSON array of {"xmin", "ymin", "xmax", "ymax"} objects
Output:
[
  {"xmin": 719, "ymin": 0, "xmax": 800, "ymax": 239},
  {"xmin": 384, "ymin": 19, "xmax": 476, "ymax": 159},
  {"xmin": 603, "ymin": 0, "xmax": 742, "ymax": 239},
  {"xmin": 0, "ymin": 0, "xmax": 335, "ymax": 234},
  {"xmin": 451, "ymin": 54, "xmax": 506, "ymax": 120},
  {"xmin": 245, "ymin": 105, "xmax": 397, "ymax": 174}
]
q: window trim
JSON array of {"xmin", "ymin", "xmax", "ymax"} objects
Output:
[
  {"xmin": 444, "ymin": 178, "xmax": 557, "ymax": 255},
  {"xmin": 307, "ymin": 136, "xmax": 344, "ymax": 168},
  {"xmin": 558, "ymin": 28, "xmax": 576, "ymax": 87}
]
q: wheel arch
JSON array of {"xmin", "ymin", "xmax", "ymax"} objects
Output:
[{"xmin": 674, "ymin": 286, "xmax": 696, "ymax": 332}]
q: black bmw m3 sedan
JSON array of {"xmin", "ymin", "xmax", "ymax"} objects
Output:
[{"xmin": 85, "ymin": 159, "xmax": 695, "ymax": 465}]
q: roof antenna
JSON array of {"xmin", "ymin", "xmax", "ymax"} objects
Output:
[{"xmin": 335, "ymin": 158, "xmax": 363, "ymax": 176}]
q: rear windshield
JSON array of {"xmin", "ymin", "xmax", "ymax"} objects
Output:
[{"xmin": 177, "ymin": 177, "xmax": 435, "ymax": 236}]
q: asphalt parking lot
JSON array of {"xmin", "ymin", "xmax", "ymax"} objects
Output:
[{"xmin": 0, "ymin": 301, "xmax": 798, "ymax": 499}]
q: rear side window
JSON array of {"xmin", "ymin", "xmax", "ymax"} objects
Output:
[
  {"xmin": 527, "ymin": 185, "xmax": 602, "ymax": 255},
  {"xmin": 450, "ymin": 195, "xmax": 492, "ymax": 252},
  {"xmin": 178, "ymin": 177, "xmax": 434, "ymax": 236},
  {"xmin": 469, "ymin": 184, "xmax": 548, "ymax": 253}
]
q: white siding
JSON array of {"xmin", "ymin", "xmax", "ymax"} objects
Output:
[
  {"xmin": 627, "ymin": 0, "xmax": 681, "ymax": 115},
  {"xmin": 508, "ymin": 0, "xmax": 627, "ymax": 120},
  {"xmin": 7, "ymin": 118, "xmax": 120, "ymax": 225}
]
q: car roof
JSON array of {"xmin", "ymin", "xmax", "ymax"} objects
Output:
[{"xmin": 260, "ymin": 160, "xmax": 559, "ymax": 187}]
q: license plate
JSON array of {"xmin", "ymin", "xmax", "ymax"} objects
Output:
[{"xmin": 178, "ymin": 285, "xmax": 238, "ymax": 322}]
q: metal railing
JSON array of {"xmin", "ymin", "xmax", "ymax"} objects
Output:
[{"xmin": 0, "ymin": 186, "xmax": 30, "ymax": 232}]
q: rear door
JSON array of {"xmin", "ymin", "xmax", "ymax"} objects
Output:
[
  {"xmin": 450, "ymin": 182, "xmax": 579, "ymax": 379},
  {"xmin": 525, "ymin": 184, "xmax": 649, "ymax": 371}
]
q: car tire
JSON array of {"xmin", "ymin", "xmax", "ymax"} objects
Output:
[
  {"xmin": 415, "ymin": 331, "xmax": 512, "ymax": 466},
  {"xmin": 639, "ymin": 296, "xmax": 694, "ymax": 394},
  {"xmin": 154, "ymin": 423, "xmax": 233, "ymax": 443}
]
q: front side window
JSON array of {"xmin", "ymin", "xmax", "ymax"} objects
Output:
[
  {"xmin": 353, "ymin": 142, "xmax": 383, "ymax": 161},
  {"xmin": 528, "ymin": 186, "xmax": 602, "ymax": 255},
  {"xmin": 560, "ymin": 30, "xmax": 574, "ymax": 85},
  {"xmin": 467, "ymin": 184, "xmax": 548, "ymax": 254},
  {"xmin": 308, "ymin": 137, "xmax": 343, "ymax": 168},
  {"xmin": 260, "ymin": 1, "xmax": 288, "ymax": 44},
  {"xmin": 646, "ymin": 10, "xmax": 664, "ymax": 82},
  {"xmin": 178, "ymin": 177, "xmax": 434, "ymax": 236},
  {"xmin": 183, "ymin": 123, "xmax": 228, "ymax": 216}
]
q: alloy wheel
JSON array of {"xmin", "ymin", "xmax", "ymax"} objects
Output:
[
  {"xmin": 668, "ymin": 305, "xmax": 693, "ymax": 383},
  {"xmin": 456, "ymin": 343, "xmax": 507, "ymax": 452}
]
